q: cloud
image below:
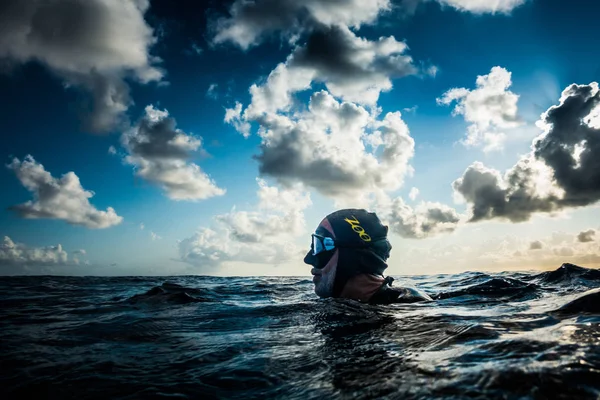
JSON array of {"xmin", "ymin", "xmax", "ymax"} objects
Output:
[
  {"xmin": 577, "ymin": 229, "xmax": 596, "ymax": 243},
  {"xmin": 108, "ymin": 146, "xmax": 117, "ymax": 155},
  {"xmin": 72, "ymin": 249, "xmax": 87, "ymax": 255},
  {"xmin": 285, "ymin": 25, "xmax": 417, "ymax": 105},
  {"xmin": 7, "ymin": 155, "xmax": 123, "ymax": 228},
  {"xmin": 436, "ymin": 0, "xmax": 526, "ymax": 14},
  {"xmin": 385, "ymin": 197, "xmax": 461, "ymax": 239},
  {"xmin": 250, "ymin": 91, "xmax": 414, "ymax": 197},
  {"xmin": 0, "ymin": 0, "xmax": 163, "ymax": 133},
  {"xmin": 212, "ymin": 0, "xmax": 524, "ymax": 51},
  {"xmin": 212, "ymin": 0, "xmax": 390, "ymax": 49},
  {"xmin": 534, "ymin": 83, "xmax": 600, "ymax": 207},
  {"xmin": 185, "ymin": 42, "xmax": 203, "ymax": 56},
  {"xmin": 150, "ymin": 231, "xmax": 161, "ymax": 240},
  {"xmin": 120, "ymin": 105, "xmax": 226, "ymax": 200},
  {"xmin": 553, "ymin": 246, "xmax": 574, "ymax": 257},
  {"xmin": 224, "ymin": 102, "xmax": 251, "ymax": 138},
  {"xmin": 529, "ymin": 240, "xmax": 543, "ymax": 250},
  {"xmin": 1, "ymin": 236, "xmax": 71, "ymax": 267},
  {"xmin": 399, "ymin": 229, "xmax": 600, "ymax": 274},
  {"xmin": 179, "ymin": 179, "xmax": 311, "ymax": 268},
  {"xmin": 206, "ymin": 83, "xmax": 218, "ymax": 99},
  {"xmin": 452, "ymin": 160, "xmax": 559, "ymax": 222},
  {"xmin": 220, "ymin": 1, "xmax": 430, "ymax": 205},
  {"xmin": 453, "ymin": 82, "xmax": 600, "ymax": 223},
  {"xmin": 437, "ymin": 66, "xmax": 521, "ymax": 152},
  {"xmin": 409, "ymin": 187, "xmax": 420, "ymax": 201},
  {"xmin": 239, "ymin": 25, "xmax": 418, "ymax": 118},
  {"xmin": 426, "ymin": 65, "xmax": 439, "ymax": 77}
]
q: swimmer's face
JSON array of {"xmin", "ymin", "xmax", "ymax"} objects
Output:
[
  {"xmin": 304, "ymin": 219, "xmax": 338, "ymax": 298},
  {"xmin": 305, "ymin": 249, "xmax": 338, "ymax": 298}
]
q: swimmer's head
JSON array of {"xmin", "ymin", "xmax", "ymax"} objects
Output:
[{"xmin": 304, "ymin": 209, "xmax": 392, "ymax": 299}]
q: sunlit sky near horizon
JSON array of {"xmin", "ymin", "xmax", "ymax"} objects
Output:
[{"xmin": 1, "ymin": 0, "xmax": 600, "ymax": 276}]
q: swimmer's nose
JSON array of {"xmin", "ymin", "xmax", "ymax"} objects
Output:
[{"xmin": 304, "ymin": 250, "xmax": 315, "ymax": 265}]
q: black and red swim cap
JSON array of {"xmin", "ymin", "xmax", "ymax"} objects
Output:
[{"xmin": 313, "ymin": 209, "xmax": 392, "ymax": 296}]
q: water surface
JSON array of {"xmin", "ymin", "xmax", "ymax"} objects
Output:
[{"xmin": 2, "ymin": 263, "xmax": 600, "ymax": 399}]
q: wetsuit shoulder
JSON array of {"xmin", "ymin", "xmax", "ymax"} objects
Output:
[{"xmin": 368, "ymin": 277, "xmax": 433, "ymax": 305}]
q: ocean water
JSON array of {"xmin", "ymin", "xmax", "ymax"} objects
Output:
[{"xmin": 2, "ymin": 263, "xmax": 600, "ymax": 400}]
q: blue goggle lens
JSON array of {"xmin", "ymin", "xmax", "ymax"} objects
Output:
[{"xmin": 312, "ymin": 234, "xmax": 335, "ymax": 255}]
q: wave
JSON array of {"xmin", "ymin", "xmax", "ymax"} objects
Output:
[
  {"xmin": 433, "ymin": 277, "xmax": 539, "ymax": 300},
  {"xmin": 532, "ymin": 263, "xmax": 600, "ymax": 285},
  {"xmin": 553, "ymin": 287, "xmax": 600, "ymax": 316},
  {"xmin": 125, "ymin": 282, "xmax": 213, "ymax": 304}
]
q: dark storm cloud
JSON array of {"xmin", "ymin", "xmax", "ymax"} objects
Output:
[
  {"xmin": 0, "ymin": 0, "xmax": 162, "ymax": 133},
  {"xmin": 454, "ymin": 83, "xmax": 600, "ymax": 223}
]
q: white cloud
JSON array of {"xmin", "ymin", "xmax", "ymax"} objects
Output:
[
  {"xmin": 409, "ymin": 187, "xmax": 420, "ymax": 201},
  {"xmin": 1, "ymin": 236, "xmax": 69, "ymax": 266},
  {"xmin": 212, "ymin": 0, "xmax": 390, "ymax": 49},
  {"xmin": 437, "ymin": 66, "xmax": 521, "ymax": 152},
  {"xmin": 385, "ymin": 197, "xmax": 462, "ymax": 239},
  {"xmin": 72, "ymin": 249, "xmax": 87, "ymax": 255},
  {"xmin": 224, "ymin": 102, "xmax": 251, "ymax": 138},
  {"xmin": 120, "ymin": 105, "xmax": 225, "ymax": 201},
  {"xmin": 150, "ymin": 231, "xmax": 161, "ymax": 240},
  {"xmin": 140, "ymin": 223, "xmax": 145, "ymax": 230},
  {"xmin": 248, "ymin": 91, "xmax": 415, "ymax": 197},
  {"xmin": 179, "ymin": 179, "xmax": 311, "ymax": 268},
  {"xmin": 0, "ymin": 0, "xmax": 163, "ymax": 132},
  {"xmin": 108, "ymin": 146, "xmax": 117, "ymax": 155},
  {"xmin": 219, "ymin": 0, "xmax": 431, "ymax": 212},
  {"xmin": 427, "ymin": 65, "xmax": 439, "ymax": 77},
  {"xmin": 7, "ymin": 155, "xmax": 123, "ymax": 229},
  {"xmin": 436, "ymin": 0, "xmax": 526, "ymax": 14}
]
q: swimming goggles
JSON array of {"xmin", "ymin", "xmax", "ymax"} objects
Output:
[
  {"xmin": 311, "ymin": 234, "xmax": 390, "ymax": 256},
  {"xmin": 311, "ymin": 234, "xmax": 336, "ymax": 255}
]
